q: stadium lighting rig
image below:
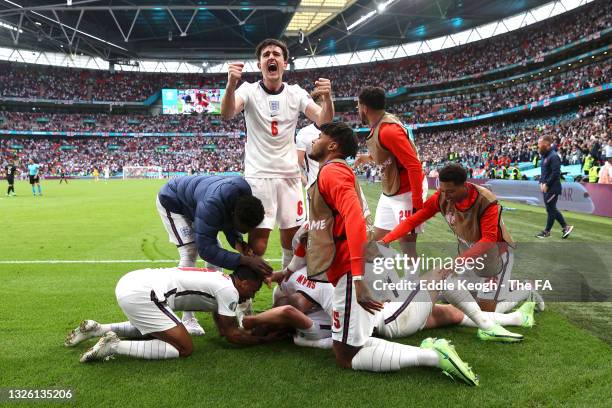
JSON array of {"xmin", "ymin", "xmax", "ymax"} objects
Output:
[
  {"xmin": 348, "ymin": 0, "xmax": 398, "ymax": 31},
  {"xmin": 2, "ymin": 0, "xmax": 128, "ymax": 51},
  {"xmin": 0, "ymin": 19, "xmax": 22, "ymax": 33}
]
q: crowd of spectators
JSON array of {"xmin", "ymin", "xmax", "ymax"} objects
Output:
[
  {"xmin": 414, "ymin": 102, "xmax": 611, "ymax": 175},
  {"xmin": 0, "ymin": 112, "xmax": 243, "ymax": 134},
  {"xmin": 0, "ymin": 0, "xmax": 609, "ymax": 102},
  {"xmin": 2, "ymin": 57, "xmax": 607, "ymax": 136},
  {"xmin": 2, "ymin": 103, "xmax": 609, "ymax": 179},
  {"xmin": 0, "ymin": 135, "xmax": 244, "ymax": 176},
  {"xmin": 390, "ymin": 60, "xmax": 610, "ymax": 123}
]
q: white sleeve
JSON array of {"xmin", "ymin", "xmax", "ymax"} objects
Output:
[
  {"xmin": 235, "ymin": 82, "xmax": 251, "ymax": 111},
  {"xmin": 295, "ymin": 130, "xmax": 307, "ymax": 151},
  {"xmin": 215, "ymin": 287, "xmax": 239, "ymax": 317},
  {"xmin": 296, "ymin": 86, "xmax": 313, "ymax": 114}
]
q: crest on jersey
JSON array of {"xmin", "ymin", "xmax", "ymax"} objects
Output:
[{"xmin": 269, "ymin": 100, "xmax": 280, "ymax": 115}]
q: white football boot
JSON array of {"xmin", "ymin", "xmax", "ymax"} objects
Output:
[
  {"xmin": 65, "ymin": 320, "xmax": 102, "ymax": 347},
  {"xmin": 79, "ymin": 331, "xmax": 119, "ymax": 363}
]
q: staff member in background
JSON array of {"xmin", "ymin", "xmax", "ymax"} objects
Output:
[
  {"xmin": 536, "ymin": 135, "xmax": 573, "ymax": 239},
  {"xmin": 598, "ymin": 149, "xmax": 612, "ymax": 184}
]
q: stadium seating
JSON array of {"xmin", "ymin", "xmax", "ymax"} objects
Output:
[{"xmin": 0, "ymin": 1, "xmax": 609, "ymax": 101}]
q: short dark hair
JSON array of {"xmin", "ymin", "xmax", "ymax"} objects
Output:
[
  {"xmin": 438, "ymin": 164, "xmax": 468, "ymax": 185},
  {"xmin": 539, "ymin": 135, "xmax": 553, "ymax": 143},
  {"xmin": 320, "ymin": 122, "xmax": 359, "ymax": 159},
  {"xmin": 232, "ymin": 265, "xmax": 262, "ymax": 282},
  {"xmin": 358, "ymin": 87, "xmax": 386, "ymax": 110},
  {"xmin": 256, "ymin": 39, "xmax": 289, "ymax": 61},
  {"xmin": 234, "ymin": 195, "xmax": 265, "ymax": 229}
]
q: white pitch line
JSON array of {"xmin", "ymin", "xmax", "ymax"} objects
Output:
[{"xmin": 0, "ymin": 259, "xmax": 282, "ymax": 264}]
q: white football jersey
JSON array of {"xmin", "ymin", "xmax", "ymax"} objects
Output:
[
  {"xmin": 280, "ymin": 266, "xmax": 334, "ymax": 317},
  {"xmin": 295, "ymin": 123, "xmax": 321, "ymax": 189},
  {"xmin": 236, "ymin": 81, "xmax": 313, "ymax": 178},
  {"xmin": 123, "ymin": 267, "xmax": 240, "ymax": 317}
]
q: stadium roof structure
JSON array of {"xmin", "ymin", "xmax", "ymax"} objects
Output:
[{"xmin": 0, "ymin": 0, "xmax": 597, "ymax": 71}]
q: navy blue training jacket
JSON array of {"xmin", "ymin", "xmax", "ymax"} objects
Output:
[{"xmin": 158, "ymin": 175, "xmax": 251, "ymax": 269}]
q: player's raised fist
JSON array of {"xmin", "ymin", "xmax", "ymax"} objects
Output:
[
  {"xmin": 227, "ymin": 63, "xmax": 244, "ymax": 88},
  {"xmin": 312, "ymin": 78, "xmax": 332, "ymax": 99}
]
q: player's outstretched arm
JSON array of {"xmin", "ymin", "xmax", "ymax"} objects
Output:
[
  {"xmin": 381, "ymin": 194, "xmax": 440, "ymax": 244},
  {"xmin": 221, "ymin": 63, "xmax": 245, "ymax": 119},
  {"xmin": 242, "ymin": 305, "xmax": 313, "ymax": 332},
  {"xmin": 214, "ymin": 313, "xmax": 286, "ymax": 345},
  {"xmin": 305, "ymin": 78, "xmax": 335, "ymax": 126}
]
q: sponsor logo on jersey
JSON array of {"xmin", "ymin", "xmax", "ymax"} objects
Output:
[{"xmin": 308, "ymin": 219, "xmax": 327, "ymax": 230}]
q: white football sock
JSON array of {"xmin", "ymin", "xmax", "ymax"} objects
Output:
[
  {"xmin": 178, "ymin": 243, "xmax": 197, "ymax": 267},
  {"xmin": 351, "ymin": 337, "xmax": 439, "ymax": 372},
  {"xmin": 98, "ymin": 322, "xmax": 145, "ymax": 338},
  {"xmin": 297, "ymin": 322, "xmax": 321, "ymax": 340},
  {"xmin": 460, "ymin": 310, "xmax": 524, "ymax": 327},
  {"xmin": 182, "ymin": 311, "xmax": 196, "ymax": 322},
  {"xmin": 287, "ymin": 255, "xmax": 306, "ymax": 273},
  {"xmin": 495, "ymin": 289, "xmax": 532, "ymax": 313},
  {"xmin": 282, "ymin": 247, "xmax": 293, "ymax": 269},
  {"xmin": 442, "ymin": 276, "xmax": 495, "ymax": 330},
  {"xmin": 293, "ymin": 336, "xmax": 333, "ymax": 349},
  {"xmin": 116, "ymin": 340, "xmax": 180, "ymax": 360}
]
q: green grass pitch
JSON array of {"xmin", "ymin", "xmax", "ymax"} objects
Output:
[{"xmin": 1, "ymin": 179, "xmax": 610, "ymax": 407}]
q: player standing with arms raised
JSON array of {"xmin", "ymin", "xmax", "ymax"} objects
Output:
[{"xmin": 221, "ymin": 39, "xmax": 335, "ymax": 269}]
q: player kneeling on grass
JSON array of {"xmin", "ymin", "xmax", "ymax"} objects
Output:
[
  {"xmin": 380, "ymin": 163, "xmax": 544, "ymax": 315},
  {"xmin": 65, "ymin": 266, "xmax": 279, "ymax": 363},
  {"xmin": 156, "ymin": 175, "xmax": 273, "ymax": 335},
  {"xmin": 299, "ymin": 122, "xmax": 482, "ymax": 385}
]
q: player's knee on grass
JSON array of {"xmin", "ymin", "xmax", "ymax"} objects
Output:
[{"xmin": 153, "ymin": 325, "xmax": 193, "ymax": 357}]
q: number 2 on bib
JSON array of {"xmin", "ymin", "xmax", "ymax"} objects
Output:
[{"xmin": 271, "ymin": 121, "xmax": 278, "ymax": 136}]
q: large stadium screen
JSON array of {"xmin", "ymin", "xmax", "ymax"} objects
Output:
[{"xmin": 162, "ymin": 88, "xmax": 225, "ymax": 115}]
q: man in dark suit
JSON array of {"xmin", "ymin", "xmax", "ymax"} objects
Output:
[{"xmin": 536, "ymin": 135, "xmax": 574, "ymax": 239}]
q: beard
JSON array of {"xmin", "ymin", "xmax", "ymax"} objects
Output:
[
  {"xmin": 308, "ymin": 151, "xmax": 321, "ymax": 162},
  {"xmin": 359, "ymin": 110, "xmax": 368, "ymax": 126}
]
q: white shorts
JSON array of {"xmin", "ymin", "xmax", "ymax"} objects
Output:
[
  {"xmin": 297, "ymin": 308, "xmax": 332, "ymax": 340},
  {"xmin": 156, "ymin": 196, "xmax": 195, "ymax": 247},
  {"xmin": 115, "ymin": 273, "xmax": 180, "ymax": 335},
  {"xmin": 246, "ymin": 177, "xmax": 304, "ymax": 230},
  {"xmin": 280, "ymin": 269, "xmax": 334, "ymax": 316},
  {"xmin": 462, "ymin": 250, "xmax": 514, "ymax": 302},
  {"xmin": 374, "ymin": 289, "xmax": 432, "ymax": 339},
  {"xmin": 331, "ymin": 273, "xmax": 375, "ymax": 347},
  {"xmin": 374, "ymin": 177, "xmax": 429, "ymax": 232}
]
